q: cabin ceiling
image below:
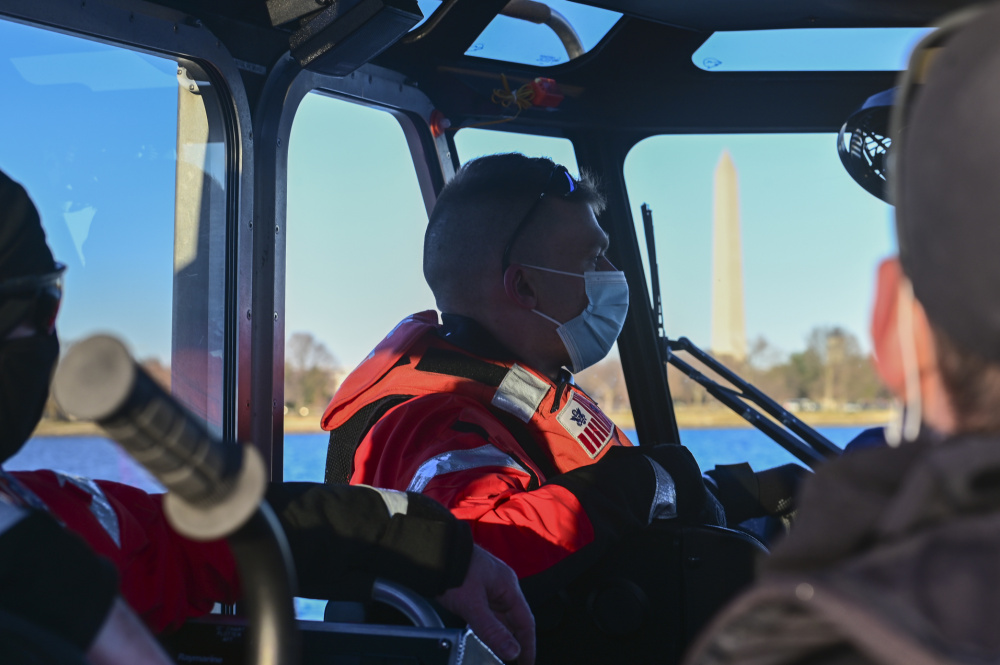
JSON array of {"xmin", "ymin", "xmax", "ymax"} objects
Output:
[
  {"xmin": 4, "ymin": 0, "xmax": 987, "ymax": 137},
  {"xmin": 370, "ymin": 0, "xmax": 977, "ymax": 137},
  {"xmin": 583, "ymin": 0, "xmax": 977, "ymax": 30},
  {"xmin": 176, "ymin": 0, "xmax": 980, "ymax": 32}
]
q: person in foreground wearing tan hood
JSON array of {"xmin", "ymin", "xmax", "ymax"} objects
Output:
[{"xmin": 684, "ymin": 5, "xmax": 1000, "ymax": 665}]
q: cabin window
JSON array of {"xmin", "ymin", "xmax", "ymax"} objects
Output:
[
  {"xmin": 693, "ymin": 28, "xmax": 932, "ymax": 72},
  {"xmin": 455, "ymin": 128, "xmax": 579, "ymax": 172},
  {"xmin": 464, "ymin": 1, "xmax": 622, "ymax": 67},
  {"xmin": 283, "ymin": 92, "xmax": 436, "ymax": 620},
  {"xmin": 409, "ymin": 0, "xmax": 445, "ymax": 32},
  {"xmin": 2, "ymin": 19, "xmax": 230, "ymax": 490},
  {"xmin": 282, "ymin": 93, "xmax": 434, "ymax": 473},
  {"xmin": 624, "ymin": 133, "xmax": 894, "ymax": 467}
]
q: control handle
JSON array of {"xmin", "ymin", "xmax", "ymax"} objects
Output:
[{"xmin": 52, "ymin": 334, "xmax": 266, "ymax": 540}]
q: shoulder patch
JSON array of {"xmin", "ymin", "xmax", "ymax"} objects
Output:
[
  {"xmin": 492, "ymin": 364, "xmax": 549, "ymax": 423},
  {"xmin": 556, "ymin": 392, "xmax": 614, "ymax": 458}
]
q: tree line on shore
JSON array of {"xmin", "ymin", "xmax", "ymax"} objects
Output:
[
  {"xmin": 280, "ymin": 326, "xmax": 890, "ymax": 418},
  {"xmin": 576, "ymin": 325, "xmax": 890, "ymax": 414},
  {"xmin": 45, "ymin": 326, "xmax": 889, "ymax": 424}
]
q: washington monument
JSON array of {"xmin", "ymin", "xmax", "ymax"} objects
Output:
[{"xmin": 711, "ymin": 150, "xmax": 747, "ymax": 361}]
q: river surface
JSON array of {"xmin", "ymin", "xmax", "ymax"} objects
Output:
[
  {"xmin": 5, "ymin": 426, "xmax": 872, "ymax": 619},
  {"xmin": 7, "ymin": 426, "xmax": 870, "ymax": 492}
]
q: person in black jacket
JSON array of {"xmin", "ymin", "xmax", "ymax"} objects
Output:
[
  {"xmin": 0, "ymin": 502, "xmax": 175, "ymax": 664},
  {"xmin": 684, "ymin": 5, "xmax": 1000, "ymax": 665},
  {"xmin": 0, "ymin": 170, "xmax": 173, "ymax": 663}
]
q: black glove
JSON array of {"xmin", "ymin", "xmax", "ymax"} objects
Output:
[
  {"xmin": 705, "ymin": 462, "xmax": 808, "ymax": 525},
  {"xmin": 641, "ymin": 444, "xmax": 725, "ymax": 526}
]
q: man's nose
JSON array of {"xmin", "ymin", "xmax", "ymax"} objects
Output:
[{"xmin": 598, "ymin": 255, "xmax": 617, "ymax": 271}]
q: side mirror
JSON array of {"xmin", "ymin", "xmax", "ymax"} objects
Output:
[{"xmin": 837, "ymin": 88, "xmax": 896, "ymax": 203}]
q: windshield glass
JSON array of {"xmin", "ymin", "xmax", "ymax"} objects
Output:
[
  {"xmin": 2, "ymin": 18, "xmax": 229, "ymax": 490},
  {"xmin": 625, "ymin": 133, "xmax": 893, "ymax": 464},
  {"xmin": 693, "ymin": 27, "xmax": 932, "ymax": 72},
  {"xmin": 465, "ymin": 1, "xmax": 622, "ymax": 66}
]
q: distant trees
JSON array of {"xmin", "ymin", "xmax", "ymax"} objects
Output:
[
  {"xmin": 771, "ymin": 327, "xmax": 888, "ymax": 407},
  {"xmin": 577, "ymin": 325, "xmax": 891, "ymax": 414},
  {"xmin": 42, "ymin": 347, "xmax": 172, "ymax": 422},
  {"xmin": 40, "ymin": 323, "xmax": 887, "ymax": 429},
  {"xmin": 576, "ymin": 358, "xmax": 631, "ymax": 413},
  {"xmin": 694, "ymin": 326, "xmax": 890, "ymax": 408},
  {"xmin": 284, "ymin": 332, "xmax": 343, "ymax": 416},
  {"xmin": 40, "ymin": 334, "xmax": 346, "ymax": 424}
]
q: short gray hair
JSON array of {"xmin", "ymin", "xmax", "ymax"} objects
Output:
[{"xmin": 423, "ymin": 153, "xmax": 604, "ymax": 310}]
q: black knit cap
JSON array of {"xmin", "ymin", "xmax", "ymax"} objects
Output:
[
  {"xmin": 0, "ymin": 170, "xmax": 57, "ymax": 339},
  {"xmin": 895, "ymin": 2, "xmax": 1000, "ymax": 363}
]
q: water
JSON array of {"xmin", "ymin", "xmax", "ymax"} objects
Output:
[
  {"xmin": 6, "ymin": 425, "xmax": 871, "ymax": 619},
  {"xmin": 7, "ymin": 426, "xmax": 870, "ymax": 487},
  {"xmin": 6, "ymin": 435, "xmax": 165, "ymax": 492}
]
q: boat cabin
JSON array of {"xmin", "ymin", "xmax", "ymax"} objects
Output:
[{"xmin": 0, "ymin": 0, "xmax": 977, "ymax": 662}]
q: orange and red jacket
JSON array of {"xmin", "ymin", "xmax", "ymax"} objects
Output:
[{"xmin": 322, "ymin": 311, "xmax": 679, "ymax": 592}]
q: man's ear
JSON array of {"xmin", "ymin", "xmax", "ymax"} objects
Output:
[
  {"xmin": 503, "ymin": 265, "xmax": 538, "ymax": 310},
  {"xmin": 871, "ymin": 257, "xmax": 905, "ymax": 397}
]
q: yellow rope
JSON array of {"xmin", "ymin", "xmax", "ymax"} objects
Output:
[
  {"xmin": 459, "ymin": 74, "xmax": 535, "ymax": 130},
  {"xmin": 491, "ymin": 74, "xmax": 534, "ymax": 111}
]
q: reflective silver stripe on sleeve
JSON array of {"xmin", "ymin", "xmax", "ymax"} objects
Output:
[
  {"xmin": 0, "ymin": 500, "xmax": 26, "ymax": 536},
  {"xmin": 491, "ymin": 364, "xmax": 550, "ymax": 423},
  {"xmin": 357, "ymin": 485, "xmax": 409, "ymax": 517},
  {"xmin": 0, "ymin": 469, "xmax": 50, "ymax": 513},
  {"xmin": 55, "ymin": 473, "xmax": 122, "ymax": 548},
  {"xmin": 407, "ymin": 445, "xmax": 529, "ymax": 493},
  {"xmin": 645, "ymin": 457, "xmax": 678, "ymax": 522}
]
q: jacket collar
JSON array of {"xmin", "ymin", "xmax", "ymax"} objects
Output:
[
  {"xmin": 438, "ymin": 313, "xmax": 514, "ymax": 361},
  {"xmin": 438, "ymin": 313, "xmax": 575, "ymax": 386}
]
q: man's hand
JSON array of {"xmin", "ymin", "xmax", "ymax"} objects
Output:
[{"xmin": 437, "ymin": 544, "xmax": 536, "ymax": 665}]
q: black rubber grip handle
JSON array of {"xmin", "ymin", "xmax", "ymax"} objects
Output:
[{"xmin": 52, "ymin": 335, "xmax": 241, "ymax": 508}]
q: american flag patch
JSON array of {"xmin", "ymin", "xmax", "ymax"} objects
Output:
[{"xmin": 556, "ymin": 393, "xmax": 614, "ymax": 458}]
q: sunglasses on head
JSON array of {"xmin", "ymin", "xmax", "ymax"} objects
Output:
[
  {"xmin": 0, "ymin": 263, "xmax": 66, "ymax": 335},
  {"xmin": 501, "ymin": 165, "xmax": 578, "ymax": 274}
]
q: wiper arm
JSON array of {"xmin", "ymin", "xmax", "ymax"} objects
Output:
[
  {"xmin": 665, "ymin": 336, "xmax": 841, "ymax": 469},
  {"xmin": 641, "ymin": 202, "xmax": 841, "ymax": 469}
]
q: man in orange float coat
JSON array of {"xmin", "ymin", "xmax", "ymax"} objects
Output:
[{"xmin": 323, "ymin": 154, "xmax": 795, "ymax": 596}]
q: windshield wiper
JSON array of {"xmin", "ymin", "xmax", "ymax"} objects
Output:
[{"xmin": 641, "ymin": 203, "xmax": 841, "ymax": 469}]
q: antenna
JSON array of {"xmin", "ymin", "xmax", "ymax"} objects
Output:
[
  {"xmin": 639, "ymin": 205, "xmax": 839, "ymax": 467},
  {"xmin": 641, "ymin": 203, "xmax": 664, "ymax": 338}
]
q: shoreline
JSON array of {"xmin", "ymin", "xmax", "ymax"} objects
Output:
[
  {"xmin": 32, "ymin": 408, "xmax": 890, "ymax": 437},
  {"xmin": 662, "ymin": 407, "xmax": 891, "ymax": 430}
]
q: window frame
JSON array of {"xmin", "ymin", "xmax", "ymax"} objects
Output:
[
  {"xmin": 0, "ymin": 0, "xmax": 253, "ymax": 449},
  {"xmin": 256, "ymin": 59, "xmax": 451, "ymax": 477}
]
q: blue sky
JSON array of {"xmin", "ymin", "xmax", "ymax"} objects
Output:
[
  {"xmin": 0, "ymin": 20, "xmax": 178, "ymax": 361},
  {"xmin": 692, "ymin": 28, "xmax": 931, "ymax": 72},
  {"xmin": 0, "ymin": 14, "xmax": 913, "ymax": 370},
  {"xmin": 624, "ymin": 134, "xmax": 894, "ymax": 359}
]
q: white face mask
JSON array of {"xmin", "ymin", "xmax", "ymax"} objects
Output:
[{"xmin": 523, "ymin": 264, "xmax": 630, "ymax": 373}]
